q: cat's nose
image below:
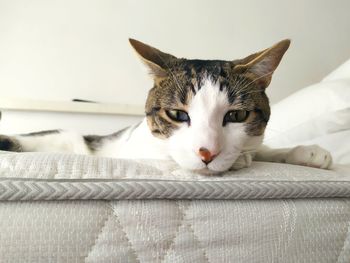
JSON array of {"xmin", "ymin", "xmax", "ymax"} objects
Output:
[{"xmin": 198, "ymin": 147, "xmax": 219, "ymax": 164}]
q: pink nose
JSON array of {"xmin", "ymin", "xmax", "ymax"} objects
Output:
[{"xmin": 198, "ymin": 147, "xmax": 218, "ymax": 164}]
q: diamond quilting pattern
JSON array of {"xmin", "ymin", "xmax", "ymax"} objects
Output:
[{"xmin": 110, "ymin": 200, "xmax": 186, "ymax": 263}]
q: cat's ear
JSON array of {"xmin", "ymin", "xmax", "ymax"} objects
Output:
[
  {"xmin": 233, "ymin": 39, "xmax": 291, "ymax": 88},
  {"xmin": 129, "ymin": 38, "xmax": 177, "ymax": 78}
]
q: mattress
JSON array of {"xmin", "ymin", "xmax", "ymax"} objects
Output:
[{"xmin": 0, "ymin": 151, "xmax": 350, "ymax": 263}]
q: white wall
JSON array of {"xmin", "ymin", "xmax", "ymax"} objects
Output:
[
  {"xmin": 0, "ymin": 110, "xmax": 141, "ymax": 135},
  {"xmin": 1, "ymin": 0, "xmax": 350, "ymax": 104},
  {"xmin": 0, "ymin": 0, "xmax": 350, "ymax": 134}
]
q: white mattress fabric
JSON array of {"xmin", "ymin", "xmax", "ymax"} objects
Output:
[
  {"xmin": 0, "ymin": 151, "xmax": 350, "ymax": 200},
  {"xmin": 1, "ymin": 151, "xmax": 350, "ymax": 263}
]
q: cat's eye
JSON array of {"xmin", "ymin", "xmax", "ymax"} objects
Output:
[
  {"xmin": 223, "ymin": 110, "xmax": 249, "ymax": 125},
  {"xmin": 165, "ymin": 109, "xmax": 190, "ymax": 123}
]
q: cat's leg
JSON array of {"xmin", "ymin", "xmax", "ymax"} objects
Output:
[
  {"xmin": 0, "ymin": 130, "xmax": 90, "ymax": 154},
  {"xmin": 255, "ymin": 145, "xmax": 333, "ymax": 169},
  {"xmin": 231, "ymin": 153, "xmax": 253, "ymax": 170}
]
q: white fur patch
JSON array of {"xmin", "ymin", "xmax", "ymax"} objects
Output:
[
  {"xmin": 167, "ymin": 78, "xmax": 259, "ymax": 173},
  {"xmin": 16, "ymin": 131, "xmax": 90, "ymax": 154},
  {"xmin": 98, "ymin": 120, "xmax": 169, "ymax": 160}
]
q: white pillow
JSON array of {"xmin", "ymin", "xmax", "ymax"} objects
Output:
[
  {"xmin": 323, "ymin": 58, "xmax": 350, "ymax": 82},
  {"xmin": 264, "ymin": 78, "xmax": 350, "ymax": 149}
]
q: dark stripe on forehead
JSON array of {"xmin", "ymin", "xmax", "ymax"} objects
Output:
[
  {"xmin": 227, "ymin": 88, "xmax": 236, "ymax": 104},
  {"xmin": 196, "ymin": 75, "xmax": 202, "ymax": 91},
  {"xmin": 189, "ymin": 82, "xmax": 196, "ymax": 95},
  {"xmin": 178, "ymin": 85, "xmax": 188, "ymax": 105},
  {"xmin": 219, "ymin": 83, "xmax": 224, "ymax": 92},
  {"xmin": 219, "ymin": 78, "xmax": 229, "ymax": 92},
  {"xmin": 189, "ymin": 62, "xmax": 231, "ymax": 90},
  {"xmin": 219, "ymin": 67, "xmax": 228, "ymax": 79}
]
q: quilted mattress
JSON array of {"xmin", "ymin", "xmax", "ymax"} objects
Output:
[{"xmin": 0, "ymin": 151, "xmax": 350, "ymax": 263}]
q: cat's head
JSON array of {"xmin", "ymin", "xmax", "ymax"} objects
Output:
[{"xmin": 130, "ymin": 38, "xmax": 290, "ymax": 173}]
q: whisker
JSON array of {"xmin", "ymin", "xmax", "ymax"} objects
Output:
[{"xmin": 232, "ymin": 71, "xmax": 274, "ymax": 98}]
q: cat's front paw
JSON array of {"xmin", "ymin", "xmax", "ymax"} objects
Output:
[
  {"xmin": 285, "ymin": 145, "xmax": 332, "ymax": 169},
  {"xmin": 231, "ymin": 153, "xmax": 252, "ymax": 170}
]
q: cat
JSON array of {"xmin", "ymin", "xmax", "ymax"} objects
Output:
[{"xmin": 0, "ymin": 38, "xmax": 332, "ymax": 174}]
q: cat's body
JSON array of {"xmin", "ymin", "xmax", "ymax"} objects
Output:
[
  {"xmin": 0, "ymin": 120, "xmax": 164, "ymax": 158},
  {"xmin": 0, "ymin": 39, "xmax": 333, "ymax": 173}
]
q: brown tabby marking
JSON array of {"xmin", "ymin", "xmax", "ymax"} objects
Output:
[{"xmin": 130, "ymin": 39, "xmax": 289, "ymax": 139}]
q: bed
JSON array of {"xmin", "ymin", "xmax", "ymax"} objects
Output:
[
  {"xmin": 1, "ymin": 58, "xmax": 350, "ymax": 263},
  {"xmin": 0, "ymin": 151, "xmax": 350, "ymax": 263}
]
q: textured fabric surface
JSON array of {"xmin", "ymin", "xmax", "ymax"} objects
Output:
[
  {"xmin": 1, "ymin": 152, "xmax": 350, "ymax": 262},
  {"xmin": 1, "ymin": 151, "xmax": 348, "ymax": 181},
  {"xmin": 2, "ymin": 179, "xmax": 350, "ymax": 201},
  {"xmin": 0, "ymin": 152, "xmax": 350, "ymax": 200},
  {"xmin": 1, "ymin": 199, "xmax": 350, "ymax": 263}
]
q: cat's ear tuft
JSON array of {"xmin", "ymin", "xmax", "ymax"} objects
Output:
[
  {"xmin": 233, "ymin": 39, "xmax": 291, "ymax": 88},
  {"xmin": 129, "ymin": 38, "xmax": 177, "ymax": 78}
]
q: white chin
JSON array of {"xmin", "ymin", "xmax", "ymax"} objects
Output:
[
  {"xmin": 174, "ymin": 159, "xmax": 235, "ymax": 175},
  {"xmin": 170, "ymin": 153, "xmax": 237, "ymax": 174}
]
